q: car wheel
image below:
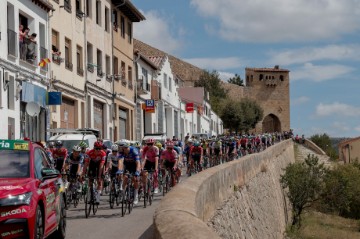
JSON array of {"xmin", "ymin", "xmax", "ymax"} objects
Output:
[
  {"xmin": 53, "ymin": 196, "xmax": 66, "ymax": 239},
  {"xmin": 34, "ymin": 206, "xmax": 44, "ymax": 239}
]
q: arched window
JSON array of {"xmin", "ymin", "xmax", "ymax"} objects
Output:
[
  {"xmin": 280, "ymin": 75, "xmax": 284, "ymax": 81},
  {"xmin": 259, "ymin": 74, "xmax": 263, "ymax": 81}
]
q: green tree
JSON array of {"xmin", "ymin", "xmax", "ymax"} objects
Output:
[
  {"xmin": 280, "ymin": 154, "xmax": 327, "ymax": 228},
  {"xmin": 228, "ymin": 73, "xmax": 244, "ymax": 86},
  {"xmin": 238, "ymin": 98, "xmax": 263, "ymax": 132},
  {"xmin": 220, "ymin": 99, "xmax": 242, "ymax": 133},
  {"xmin": 321, "ymin": 163, "xmax": 360, "ymax": 219},
  {"xmin": 310, "ymin": 133, "xmax": 338, "ymax": 160},
  {"xmin": 195, "ymin": 70, "xmax": 228, "ymax": 114}
]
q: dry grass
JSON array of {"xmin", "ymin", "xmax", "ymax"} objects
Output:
[{"xmin": 286, "ymin": 210, "xmax": 360, "ymax": 239}]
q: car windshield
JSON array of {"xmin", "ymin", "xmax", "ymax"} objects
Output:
[{"xmin": 0, "ymin": 150, "xmax": 30, "ymax": 178}]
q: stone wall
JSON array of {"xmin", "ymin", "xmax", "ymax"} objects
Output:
[{"xmin": 154, "ymin": 140, "xmax": 295, "ymax": 239}]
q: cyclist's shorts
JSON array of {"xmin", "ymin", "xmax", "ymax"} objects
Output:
[
  {"xmin": 214, "ymin": 148, "xmax": 221, "ymax": 156},
  {"xmin": 110, "ymin": 166, "xmax": 118, "ymax": 178},
  {"xmin": 163, "ymin": 160, "xmax": 175, "ymax": 169},
  {"xmin": 144, "ymin": 161, "xmax": 156, "ymax": 171},
  {"xmin": 123, "ymin": 161, "xmax": 137, "ymax": 174},
  {"xmin": 55, "ymin": 158, "xmax": 65, "ymax": 172},
  {"xmin": 88, "ymin": 160, "xmax": 102, "ymax": 178},
  {"xmin": 192, "ymin": 156, "xmax": 201, "ymax": 164}
]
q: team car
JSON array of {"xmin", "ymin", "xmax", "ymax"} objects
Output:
[{"xmin": 0, "ymin": 139, "xmax": 66, "ymax": 239}]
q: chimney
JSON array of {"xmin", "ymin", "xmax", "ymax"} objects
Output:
[{"xmin": 274, "ymin": 65, "xmax": 279, "ymax": 69}]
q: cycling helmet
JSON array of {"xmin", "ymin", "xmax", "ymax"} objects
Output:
[
  {"xmin": 117, "ymin": 141, "xmax": 130, "ymax": 148},
  {"xmin": 55, "ymin": 140, "xmax": 63, "ymax": 147},
  {"xmin": 134, "ymin": 141, "xmax": 141, "ymax": 148},
  {"xmin": 146, "ymin": 138, "xmax": 155, "ymax": 144},
  {"xmin": 111, "ymin": 144, "xmax": 119, "ymax": 151},
  {"xmin": 48, "ymin": 141, "xmax": 55, "ymax": 147},
  {"xmin": 72, "ymin": 145, "xmax": 81, "ymax": 152},
  {"xmin": 166, "ymin": 141, "xmax": 174, "ymax": 148},
  {"xmin": 187, "ymin": 139, "xmax": 193, "ymax": 143},
  {"xmin": 155, "ymin": 141, "xmax": 162, "ymax": 148},
  {"xmin": 94, "ymin": 141, "xmax": 103, "ymax": 148},
  {"xmin": 78, "ymin": 141, "xmax": 88, "ymax": 148},
  {"xmin": 193, "ymin": 141, "xmax": 200, "ymax": 147}
]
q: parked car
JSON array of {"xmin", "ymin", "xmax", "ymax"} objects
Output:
[
  {"xmin": 0, "ymin": 139, "xmax": 66, "ymax": 239},
  {"xmin": 142, "ymin": 133, "xmax": 167, "ymax": 146}
]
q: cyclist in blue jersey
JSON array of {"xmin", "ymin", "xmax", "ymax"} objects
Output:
[{"xmin": 117, "ymin": 141, "xmax": 141, "ymax": 204}]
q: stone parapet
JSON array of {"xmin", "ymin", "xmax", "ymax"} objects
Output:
[
  {"xmin": 304, "ymin": 139, "xmax": 326, "ymax": 155},
  {"xmin": 154, "ymin": 140, "xmax": 295, "ymax": 239}
]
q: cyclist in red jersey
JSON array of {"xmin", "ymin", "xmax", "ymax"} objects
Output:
[
  {"xmin": 188, "ymin": 140, "xmax": 203, "ymax": 174},
  {"xmin": 141, "ymin": 138, "xmax": 160, "ymax": 193},
  {"xmin": 50, "ymin": 140, "xmax": 68, "ymax": 172},
  {"xmin": 82, "ymin": 141, "xmax": 106, "ymax": 204}
]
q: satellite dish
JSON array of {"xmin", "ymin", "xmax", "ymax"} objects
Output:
[{"xmin": 26, "ymin": 102, "xmax": 41, "ymax": 116}]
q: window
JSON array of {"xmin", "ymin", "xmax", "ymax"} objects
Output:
[
  {"xmin": 97, "ymin": 49, "xmax": 102, "ymax": 76},
  {"xmin": 105, "ymin": 7, "xmax": 109, "ymax": 32},
  {"xmin": 120, "ymin": 16, "xmax": 125, "ymax": 38},
  {"xmin": 121, "ymin": 61, "xmax": 125, "ymax": 79},
  {"xmin": 169, "ymin": 77, "xmax": 172, "ymax": 92},
  {"xmin": 34, "ymin": 148, "xmax": 50, "ymax": 179},
  {"xmin": 163, "ymin": 73, "xmax": 167, "ymax": 88},
  {"xmin": 64, "ymin": 0, "xmax": 72, "ymax": 13},
  {"xmin": 51, "ymin": 29, "xmax": 60, "ymax": 63},
  {"xmin": 76, "ymin": 0, "xmax": 84, "ymax": 19},
  {"xmin": 259, "ymin": 74, "xmax": 263, "ymax": 81},
  {"xmin": 96, "ymin": 0, "xmax": 101, "ymax": 25},
  {"xmin": 86, "ymin": 0, "xmax": 91, "ymax": 18},
  {"xmin": 65, "ymin": 37, "xmax": 72, "ymax": 71},
  {"xmin": 112, "ymin": 10, "xmax": 118, "ymax": 31},
  {"xmin": 87, "ymin": 42, "xmax": 93, "ymax": 72},
  {"xmin": 128, "ymin": 66, "xmax": 132, "ymax": 89},
  {"xmin": 105, "ymin": 55, "xmax": 110, "ymax": 75},
  {"xmin": 113, "ymin": 56, "xmax": 118, "ymax": 75},
  {"xmin": 76, "ymin": 45, "xmax": 83, "ymax": 76},
  {"xmin": 127, "ymin": 21, "xmax": 132, "ymax": 43}
]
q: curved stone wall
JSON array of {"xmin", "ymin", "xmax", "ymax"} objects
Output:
[{"xmin": 154, "ymin": 140, "xmax": 295, "ymax": 239}]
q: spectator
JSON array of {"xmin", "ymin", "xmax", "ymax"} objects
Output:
[
  {"xmin": 19, "ymin": 26, "xmax": 30, "ymax": 60},
  {"xmin": 26, "ymin": 33, "xmax": 37, "ymax": 62}
]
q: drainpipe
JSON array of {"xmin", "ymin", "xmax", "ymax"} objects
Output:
[{"xmin": 83, "ymin": 1, "xmax": 88, "ymax": 128}]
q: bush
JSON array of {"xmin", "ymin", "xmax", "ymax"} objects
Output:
[{"xmin": 310, "ymin": 133, "xmax": 338, "ymax": 160}]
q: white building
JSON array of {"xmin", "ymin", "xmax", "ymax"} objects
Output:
[{"xmin": 0, "ymin": 0, "xmax": 53, "ymax": 141}]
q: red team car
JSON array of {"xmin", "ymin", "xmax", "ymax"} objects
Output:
[{"xmin": 0, "ymin": 139, "xmax": 66, "ymax": 239}]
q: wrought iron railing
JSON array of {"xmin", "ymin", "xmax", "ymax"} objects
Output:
[
  {"xmin": 77, "ymin": 67, "xmax": 84, "ymax": 76},
  {"xmin": 40, "ymin": 47, "xmax": 48, "ymax": 71},
  {"xmin": 65, "ymin": 61, "xmax": 73, "ymax": 71}
]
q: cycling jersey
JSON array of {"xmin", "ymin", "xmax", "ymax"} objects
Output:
[
  {"xmin": 119, "ymin": 147, "xmax": 140, "ymax": 173},
  {"xmin": 161, "ymin": 149, "xmax": 178, "ymax": 163},
  {"xmin": 67, "ymin": 153, "xmax": 84, "ymax": 176},
  {"xmin": 107, "ymin": 152, "xmax": 120, "ymax": 176},
  {"xmin": 85, "ymin": 149, "xmax": 106, "ymax": 178},
  {"xmin": 190, "ymin": 146, "xmax": 202, "ymax": 158},
  {"xmin": 142, "ymin": 145, "xmax": 159, "ymax": 162}
]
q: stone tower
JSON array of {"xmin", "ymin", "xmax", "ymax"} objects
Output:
[{"xmin": 244, "ymin": 65, "xmax": 290, "ymax": 133}]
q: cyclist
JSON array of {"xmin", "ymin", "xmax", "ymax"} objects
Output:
[
  {"xmin": 188, "ymin": 140, "xmax": 203, "ymax": 175},
  {"xmin": 106, "ymin": 144, "xmax": 122, "ymax": 190},
  {"xmin": 160, "ymin": 141, "xmax": 181, "ymax": 186},
  {"xmin": 51, "ymin": 140, "xmax": 68, "ymax": 173},
  {"xmin": 82, "ymin": 141, "xmax": 107, "ymax": 204},
  {"xmin": 65, "ymin": 145, "xmax": 84, "ymax": 194},
  {"xmin": 117, "ymin": 141, "xmax": 141, "ymax": 204},
  {"xmin": 141, "ymin": 138, "xmax": 160, "ymax": 194},
  {"xmin": 212, "ymin": 138, "xmax": 222, "ymax": 164}
]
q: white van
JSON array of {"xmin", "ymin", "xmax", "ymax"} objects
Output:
[{"xmin": 48, "ymin": 129, "xmax": 97, "ymax": 152}]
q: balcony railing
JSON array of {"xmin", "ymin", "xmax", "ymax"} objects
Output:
[
  {"xmin": 77, "ymin": 67, "xmax": 84, "ymax": 76},
  {"xmin": 65, "ymin": 61, "xmax": 73, "ymax": 71},
  {"xmin": 87, "ymin": 64, "xmax": 94, "ymax": 73},
  {"xmin": 128, "ymin": 80, "xmax": 133, "ymax": 90},
  {"xmin": 40, "ymin": 47, "xmax": 48, "ymax": 71},
  {"xmin": 97, "ymin": 68, "xmax": 104, "ymax": 77},
  {"xmin": 21, "ymin": 38, "xmax": 37, "ymax": 65},
  {"xmin": 121, "ymin": 78, "xmax": 127, "ymax": 86},
  {"xmin": 64, "ymin": 0, "xmax": 72, "ymax": 13},
  {"xmin": 52, "ymin": 54, "xmax": 62, "ymax": 64},
  {"xmin": 8, "ymin": 29, "xmax": 17, "ymax": 57}
]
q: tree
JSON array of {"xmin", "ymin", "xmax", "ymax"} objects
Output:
[
  {"xmin": 195, "ymin": 70, "xmax": 228, "ymax": 114},
  {"xmin": 310, "ymin": 133, "xmax": 338, "ymax": 160},
  {"xmin": 220, "ymin": 98, "xmax": 263, "ymax": 133},
  {"xmin": 228, "ymin": 73, "xmax": 244, "ymax": 86},
  {"xmin": 280, "ymin": 154, "xmax": 327, "ymax": 228}
]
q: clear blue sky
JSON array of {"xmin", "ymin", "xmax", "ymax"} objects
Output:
[{"xmin": 132, "ymin": 0, "xmax": 360, "ymax": 138}]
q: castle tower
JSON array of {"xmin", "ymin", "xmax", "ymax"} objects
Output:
[{"xmin": 245, "ymin": 65, "xmax": 290, "ymax": 133}]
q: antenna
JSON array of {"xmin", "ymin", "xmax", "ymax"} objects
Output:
[{"xmin": 25, "ymin": 102, "xmax": 41, "ymax": 116}]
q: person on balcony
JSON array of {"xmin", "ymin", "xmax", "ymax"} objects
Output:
[
  {"xmin": 19, "ymin": 26, "xmax": 29, "ymax": 60},
  {"xmin": 26, "ymin": 33, "xmax": 37, "ymax": 63}
]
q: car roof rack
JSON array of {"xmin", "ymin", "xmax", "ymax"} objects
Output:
[{"xmin": 48, "ymin": 128, "xmax": 96, "ymax": 136}]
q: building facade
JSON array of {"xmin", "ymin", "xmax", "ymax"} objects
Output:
[
  {"xmin": 0, "ymin": 0, "xmax": 53, "ymax": 141},
  {"xmin": 338, "ymin": 137, "xmax": 360, "ymax": 164}
]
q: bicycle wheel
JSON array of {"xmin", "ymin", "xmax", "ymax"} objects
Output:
[
  {"xmin": 109, "ymin": 186, "xmax": 115, "ymax": 209},
  {"xmin": 143, "ymin": 182, "xmax": 147, "ymax": 208},
  {"xmin": 73, "ymin": 191, "xmax": 79, "ymax": 208},
  {"xmin": 85, "ymin": 187, "xmax": 92, "ymax": 218},
  {"xmin": 121, "ymin": 190, "xmax": 127, "ymax": 217},
  {"xmin": 92, "ymin": 188, "xmax": 98, "ymax": 215},
  {"xmin": 128, "ymin": 186, "xmax": 133, "ymax": 214},
  {"xmin": 148, "ymin": 179, "xmax": 153, "ymax": 206}
]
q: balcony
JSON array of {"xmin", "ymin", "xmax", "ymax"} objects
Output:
[
  {"xmin": 65, "ymin": 61, "xmax": 73, "ymax": 71},
  {"xmin": 137, "ymin": 80, "xmax": 151, "ymax": 95},
  {"xmin": 128, "ymin": 79, "xmax": 133, "ymax": 90},
  {"xmin": 64, "ymin": 0, "xmax": 72, "ymax": 13},
  {"xmin": 20, "ymin": 37, "xmax": 37, "ymax": 66},
  {"xmin": 52, "ymin": 54, "xmax": 62, "ymax": 65},
  {"xmin": 77, "ymin": 67, "xmax": 84, "ymax": 76},
  {"xmin": 97, "ymin": 68, "xmax": 104, "ymax": 77},
  {"xmin": 121, "ymin": 78, "xmax": 127, "ymax": 86},
  {"xmin": 87, "ymin": 64, "xmax": 94, "ymax": 73},
  {"xmin": 7, "ymin": 29, "xmax": 17, "ymax": 57}
]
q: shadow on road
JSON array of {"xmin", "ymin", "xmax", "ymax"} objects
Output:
[{"xmin": 139, "ymin": 223, "xmax": 155, "ymax": 239}]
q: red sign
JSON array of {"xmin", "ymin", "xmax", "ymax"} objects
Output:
[{"xmin": 186, "ymin": 103, "xmax": 194, "ymax": 113}]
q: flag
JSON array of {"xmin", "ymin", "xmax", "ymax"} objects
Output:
[{"xmin": 38, "ymin": 58, "xmax": 51, "ymax": 67}]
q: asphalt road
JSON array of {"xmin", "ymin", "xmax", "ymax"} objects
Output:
[{"xmin": 66, "ymin": 190, "xmax": 162, "ymax": 239}]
